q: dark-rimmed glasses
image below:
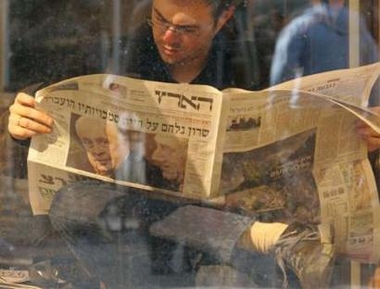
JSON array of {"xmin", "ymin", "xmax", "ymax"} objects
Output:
[{"xmin": 146, "ymin": 9, "xmax": 214, "ymax": 37}]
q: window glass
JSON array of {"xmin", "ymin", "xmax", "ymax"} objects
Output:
[{"xmin": 0, "ymin": 1, "xmax": 379, "ymax": 288}]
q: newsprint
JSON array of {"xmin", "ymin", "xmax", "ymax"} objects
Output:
[{"xmin": 28, "ymin": 62, "xmax": 380, "ymax": 263}]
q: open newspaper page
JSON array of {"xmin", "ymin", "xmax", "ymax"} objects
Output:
[
  {"xmin": 217, "ymin": 63, "xmax": 380, "ymax": 263},
  {"xmin": 27, "ymin": 64, "xmax": 380, "ymax": 263},
  {"xmin": 28, "ymin": 74, "xmax": 224, "ymax": 214},
  {"xmin": 274, "ymin": 63, "xmax": 380, "ymax": 263},
  {"xmin": 270, "ymin": 61, "xmax": 380, "ymax": 106}
]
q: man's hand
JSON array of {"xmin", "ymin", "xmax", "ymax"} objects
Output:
[
  {"xmin": 8, "ymin": 92, "xmax": 54, "ymax": 140},
  {"xmin": 357, "ymin": 106, "xmax": 380, "ymax": 152},
  {"xmin": 368, "ymin": 266, "xmax": 380, "ymax": 288}
]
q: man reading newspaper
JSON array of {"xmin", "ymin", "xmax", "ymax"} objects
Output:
[{"xmin": 7, "ymin": 0, "xmax": 380, "ymax": 288}]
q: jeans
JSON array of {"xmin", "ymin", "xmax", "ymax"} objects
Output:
[
  {"xmin": 49, "ymin": 180, "xmax": 190, "ymax": 288},
  {"xmin": 49, "ymin": 180, "xmax": 277, "ymax": 288}
]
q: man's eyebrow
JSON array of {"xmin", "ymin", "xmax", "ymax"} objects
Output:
[
  {"xmin": 153, "ymin": 7, "xmax": 198, "ymax": 28},
  {"xmin": 153, "ymin": 8, "xmax": 168, "ymax": 22}
]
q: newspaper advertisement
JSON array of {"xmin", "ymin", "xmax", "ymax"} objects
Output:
[{"xmin": 27, "ymin": 63, "xmax": 380, "ymax": 263}]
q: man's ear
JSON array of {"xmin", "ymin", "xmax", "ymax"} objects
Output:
[{"xmin": 215, "ymin": 6, "xmax": 235, "ymax": 33}]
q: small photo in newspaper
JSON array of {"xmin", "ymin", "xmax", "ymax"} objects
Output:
[
  {"xmin": 221, "ymin": 128, "xmax": 320, "ymax": 224},
  {"xmin": 66, "ymin": 113, "xmax": 189, "ymax": 193}
]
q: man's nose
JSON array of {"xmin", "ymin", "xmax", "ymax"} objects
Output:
[
  {"xmin": 162, "ymin": 28, "xmax": 180, "ymax": 43},
  {"xmin": 90, "ymin": 146, "xmax": 106, "ymax": 155},
  {"xmin": 152, "ymin": 150, "xmax": 164, "ymax": 162}
]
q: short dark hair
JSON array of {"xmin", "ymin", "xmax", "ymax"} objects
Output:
[{"xmin": 202, "ymin": 0, "xmax": 243, "ymax": 18}]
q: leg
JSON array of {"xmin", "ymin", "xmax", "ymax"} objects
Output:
[
  {"xmin": 49, "ymin": 180, "xmax": 184, "ymax": 288},
  {"xmin": 150, "ymin": 205, "xmax": 335, "ymax": 288}
]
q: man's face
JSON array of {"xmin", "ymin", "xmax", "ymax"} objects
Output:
[
  {"xmin": 76, "ymin": 118, "xmax": 113, "ymax": 176},
  {"xmin": 151, "ymin": 136, "xmax": 187, "ymax": 183},
  {"xmin": 151, "ymin": 0, "xmax": 220, "ymax": 67}
]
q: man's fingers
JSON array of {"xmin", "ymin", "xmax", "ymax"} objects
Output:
[
  {"xmin": 368, "ymin": 267, "xmax": 380, "ymax": 288},
  {"xmin": 15, "ymin": 92, "xmax": 36, "ymax": 107},
  {"xmin": 370, "ymin": 106, "xmax": 380, "ymax": 114},
  {"xmin": 10, "ymin": 113, "xmax": 52, "ymax": 132},
  {"xmin": 8, "ymin": 92, "xmax": 54, "ymax": 140},
  {"xmin": 8, "ymin": 114, "xmax": 52, "ymax": 140},
  {"xmin": 7, "ymin": 123, "xmax": 39, "ymax": 140},
  {"xmin": 367, "ymin": 137, "xmax": 380, "ymax": 152},
  {"xmin": 357, "ymin": 123, "xmax": 380, "ymax": 152},
  {"xmin": 9, "ymin": 94, "xmax": 54, "ymax": 128},
  {"xmin": 11, "ymin": 106, "xmax": 54, "ymax": 128}
]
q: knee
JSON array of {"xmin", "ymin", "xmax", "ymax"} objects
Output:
[{"xmin": 49, "ymin": 180, "xmax": 123, "ymax": 226}]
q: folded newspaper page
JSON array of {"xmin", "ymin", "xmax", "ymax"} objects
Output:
[{"xmin": 27, "ymin": 63, "xmax": 380, "ymax": 263}]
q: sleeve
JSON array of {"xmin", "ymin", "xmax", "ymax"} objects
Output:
[
  {"xmin": 0, "ymin": 108, "xmax": 29, "ymax": 178},
  {"xmin": 270, "ymin": 24, "xmax": 308, "ymax": 85}
]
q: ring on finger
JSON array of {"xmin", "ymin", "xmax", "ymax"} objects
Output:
[{"xmin": 17, "ymin": 116, "xmax": 23, "ymax": 128}]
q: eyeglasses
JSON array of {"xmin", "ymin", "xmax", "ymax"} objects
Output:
[{"xmin": 147, "ymin": 16, "xmax": 208, "ymax": 37}]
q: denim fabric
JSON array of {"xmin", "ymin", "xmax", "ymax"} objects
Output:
[
  {"xmin": 49, "ymin": 180, "xmax": 193, "ymax": 288},
  {"xmin": 48, "ymin": 180, "xmax": 277, "ymax": 288}
]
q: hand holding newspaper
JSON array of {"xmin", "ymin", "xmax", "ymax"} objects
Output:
[{"xmin": 27, "ymin": 63, "xmax": 380, "ymax": 263}]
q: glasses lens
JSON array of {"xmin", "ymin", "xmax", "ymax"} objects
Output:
[{"xmin": 147, "ymin": 17, "xmax": 203, "ymax": 37}]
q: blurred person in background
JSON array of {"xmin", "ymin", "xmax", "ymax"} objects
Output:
[{"xmin": 270, "ymin": 0, "xmax": 378, "ymax": 85}]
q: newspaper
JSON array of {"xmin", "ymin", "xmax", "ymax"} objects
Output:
[{"xmin": 27, "ymin": 62, "xmax": 380, "ymax": 263}]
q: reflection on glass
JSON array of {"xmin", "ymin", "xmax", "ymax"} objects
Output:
[{"xmin": 270, "ymin": 0, "xmax": 378, "ymax": 85}]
